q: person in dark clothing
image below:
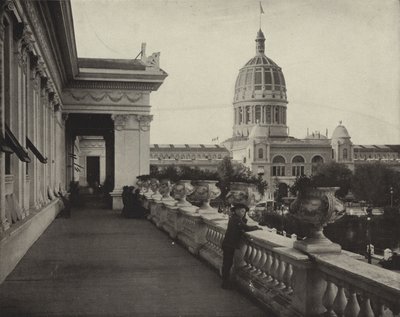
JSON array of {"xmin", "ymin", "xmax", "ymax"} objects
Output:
[{"xmin": 221, "ymin": 203, "xmax": 261, "ymax": 289}]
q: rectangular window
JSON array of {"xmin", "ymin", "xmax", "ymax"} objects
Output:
[
  {"xmin": 264, "ymin": 69, "xmax": 272, "ymax": 85},
  {"xmin": 266, "ymin": 106, "xmax": 271, "ymax": 124},
  {"xmin": 273, "ymin": 71, "xmax": 280, "ymax": 87},
  {"xmin": 245, "ymin": 69, "xmax": 253, "ymax": 86}
]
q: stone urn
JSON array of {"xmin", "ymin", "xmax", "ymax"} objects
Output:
[
  {"xmin": 226, "ymin": 182, "xmax": 257, "ymax": 207},
  {"xmin": 150, "ymin": 178, "xmax": 162, "ymax": 200},
  {"xmin": 192, "ymin": 180, "xmax": 221, "ymax": 212},
  {"xmin": 289, "ymin": 187, "xmax": 346, "ymax": 253},
  {"xmin": 141, "ymin": 179, "xmax": 153, "ymax": 196},
  {"xmin": 172, "ymin": 180, "xmax": 194, "ymax": 207},
  {"xmin": 159, "ymin": 179, "xmax": 175, "ymax": 202}
]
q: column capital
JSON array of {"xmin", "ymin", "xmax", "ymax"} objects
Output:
[
  {"xmin": 136, "ymin": 114, "xmax": 153, "ymax": 132},
  {"xmin": 111, "ymin": 114, "xmax": 129, "ymax": 131}
]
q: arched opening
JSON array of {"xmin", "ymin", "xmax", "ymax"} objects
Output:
[
  {"xmin": 272, "ymin": 155, "xmax": 285, "ymax": 176},
  {"xmin": 292, "ymin": 155, "xmax": 305, "ymax": 177}
]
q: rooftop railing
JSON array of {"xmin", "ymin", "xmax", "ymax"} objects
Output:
[{"xmin": 141, "ymin": 181, "xmax": 400, "ymax": 317}]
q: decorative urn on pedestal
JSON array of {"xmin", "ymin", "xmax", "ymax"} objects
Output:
[
  {"xmin": 150, "ymin": 178, "xmax": 162, "ymax": 200},
  {"xmin": 289, "ymin": 187, "xmax": 346, "ymax": 253},
  {"xmin": 192, "ymin": 180, "xmax": 221, "ymax": 212},
  {"xmin": 172, "ymin": 180, "xmax": 194, "ymax": 207},
  {"xmin": 226, "ymin": 182, "xmax": 257, "ymax": 207},
  {"xmin": 141, "ymin": 179, "xmax": 153, "ymax": 197},
  {"xmin": 158, "ymin": 179, "xmax": 175, "ymax": 202}
]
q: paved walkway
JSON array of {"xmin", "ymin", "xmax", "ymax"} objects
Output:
[{"xmin": 0, "ymin": 204, "xmax": 267, "ymax": 317}]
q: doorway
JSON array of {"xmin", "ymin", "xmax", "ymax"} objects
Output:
[{"xmin": 87, "ymin": 156, "xmax": 100, "ymax": 187}]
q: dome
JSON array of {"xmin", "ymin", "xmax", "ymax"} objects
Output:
[
  {"xmin": 234, "ymin": 29, "xmax": 287, "ymax": 103},
  {"xmin": 332, "ymin": 123, "xmax": 351, "ymax": 139}
]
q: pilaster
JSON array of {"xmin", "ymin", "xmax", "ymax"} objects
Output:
[{"xmin": 110, "ymin": 113, "xmax": 153, "ymax": 210}]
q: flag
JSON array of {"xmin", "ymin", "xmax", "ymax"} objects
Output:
[{"xmin": 259, "ymin": 2, "xmax": 264, "ymax": 14}]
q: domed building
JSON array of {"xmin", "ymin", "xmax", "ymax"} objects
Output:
[
  {"xmin": 222, "ymin": 29, "xmax": 400, "ymax": 194},
  {"xmin": 223, "ymin": 30, "xmax": 338, "ymax": 194}
]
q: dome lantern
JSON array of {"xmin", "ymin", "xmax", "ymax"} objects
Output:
[{"xmin": 256, "ymin": 29, "xmax": 265, "ymax": 55}]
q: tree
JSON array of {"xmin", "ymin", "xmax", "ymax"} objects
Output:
[
  {"xmin": 216, "ymin": 157, "xmax": 268, "ymax": 199},
  {"xmin": 352, "ymin": 163, "xmax": 400, "ymax": 207},
  {"xmin": 217, "ymin": 157, "xmax": 235, "ymax": 200},
  {"xmin": 312, "ymin": 162, "xmax": 352, "ymax": 198}
]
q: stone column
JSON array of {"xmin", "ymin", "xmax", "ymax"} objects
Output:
[
  {"xmin": 0, "ymin": 19, "xmax": 10, "ymax": 232},
  {"xmin": 110, "ymin": 113, "xmax": 152, "ymax": 210}
]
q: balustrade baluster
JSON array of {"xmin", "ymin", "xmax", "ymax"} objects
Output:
[
  {"xmin": 257, "ymin": 250, "xmax": 267, "ymax": 277},
  {"xmin": 250, "ymin": 247, "xmax": 261, "ymax": 273},
  {"xmin": 248, "ymin": 245, "xmax": 257, "ymax": 271},
  {"xmin": 344, "ymin": 289, "xmax": 360, "ymax": 317},
  {"xmin": 322, "ymin": 279, "xmax": 337, "ymax": 317},
  {"xmin": 359, "ymin": 297, "xmax": 375, "ymax": 317},
  {"xmin": 270, "ymin": 253, "xmax": 280, "ymax": 286},
  {"xmin": 333, "ymin": 285, "xmax": 347, "ymax": 317},
  {"xmin": 265, "ymin": 251, "xmax": 273, "ymax": 283},
  {"xmin": 211, "ymin": 231, "xmax": 217, "ymax": 250},
  {"xmin": 283, "ymin": 262, "xmax": 293, "ymax": 294},
  {"xmin": 243, "ymin": 244, "xmax": 251, "ymax": 268},
  {"xmin": 277, "ymin": 257, "xmax": 286, "ymax": 289}
]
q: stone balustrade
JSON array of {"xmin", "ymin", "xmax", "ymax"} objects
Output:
[{"xmin": 142, "ymin": 194, "xmax": 400, "ymax": 317}]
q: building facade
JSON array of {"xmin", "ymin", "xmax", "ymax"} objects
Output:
[
  {"xmin": 0, "ymin": 0, "xmax": 166, "ymax": 282},
  {"xmin": 150, "ymin": 144, "xmax": 230, "ymax": 171},
  {"xmin": 222, "ymin": 29, "xmax": 400, "ymax": 194}
]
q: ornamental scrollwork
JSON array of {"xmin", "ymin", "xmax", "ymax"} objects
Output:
[
  {"xmin": 136, "ymin": 114, "xmax": 153, "ymax": 132},
  {"xmin": 111, "ymin": 114, "xmax": 129, "ymax": 131}
]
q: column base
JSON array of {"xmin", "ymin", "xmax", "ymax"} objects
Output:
[{"xmin": 110, "ymin": 188, "xmax": 123, "ymax": 210}]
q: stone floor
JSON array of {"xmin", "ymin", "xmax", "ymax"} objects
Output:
[{"xmin": 0, "ymin": 202, "xmax": 269, "ymax": 317}]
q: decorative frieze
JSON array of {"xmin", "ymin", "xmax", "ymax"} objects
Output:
[{"xmin": 65, "ymin": 90, "xmax": 143, "ymax": 104}]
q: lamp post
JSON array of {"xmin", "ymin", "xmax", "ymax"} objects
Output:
[
  {"xmin": 390, "ymin": 187, "xmax": 394, "ymax": 207},
  {"xmin": 366, "ymin": 205, "xmax": 373, "ymax": 264}
]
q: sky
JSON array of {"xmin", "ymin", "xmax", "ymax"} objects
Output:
[{"xmin": 71, "ymin": 0, "xmax": 400, "ymax": 145}]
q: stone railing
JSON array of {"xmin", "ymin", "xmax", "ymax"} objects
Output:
[{"xmin": 142, "ymin": 192, "xmax": 400, "ymax": 317}]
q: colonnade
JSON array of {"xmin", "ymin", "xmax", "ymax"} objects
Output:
[
  {"xmin": 0, "ymin": 7, "xmax": 65, "ymax": 233},
  {"xmin": 234, "ymin": 104, "xmax": 287, "ymax": 125}
]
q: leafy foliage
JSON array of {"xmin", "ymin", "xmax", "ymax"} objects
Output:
[
  {"xmin": 216, "ymin": 157, "xmax": 267, "ymax": 198},
  {"xmin": 311, "ymin": 162, "xmax": 352, "ymax": 198},
  {"xmin": 289, "ymin": 162, "xmax": 352, "ymax": 198},
  {"xmin": 352, "ymin": 163, "xmax": 400, "ymax": 207}
]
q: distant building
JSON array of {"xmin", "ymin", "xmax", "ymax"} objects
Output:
[
  {"xmin": 151, "ymin": 29, "xmax": 400, "ymax": 189},
  {"xmin": 150, "ymin": 144, "xmax": 230, "ymax": 171}
]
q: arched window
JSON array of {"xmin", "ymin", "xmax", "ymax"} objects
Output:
[
  {"xmin": 258, "ymin": 148, "xmax": 264, "ymax": 159},
  {"xmin": 311, "ymin": 155, "xmax": 324, "ymax": 164},
  {"xmin": 272, "ymin": 155, "xmax": 285, "ymax": 176},
  {"xmin": 292, "ymin": 155, "xmax": 305, "ymax": 177},
  {"xmin": 272, "ymin": 155, "xmax": 285, "ymax": 164},
  {"xmin": 343, "ymin": 148, "xmax": 348, "ymax": 160},
  {"xmin": 292, "ymin": 156, "xmax": 305, "ymax": 163}
]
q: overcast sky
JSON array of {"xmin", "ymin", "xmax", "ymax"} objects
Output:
[{"xmin": 71, "ymin": 0, "xmax": 400, "ymax": 145}]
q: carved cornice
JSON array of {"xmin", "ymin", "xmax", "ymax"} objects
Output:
[
  {"xmin": 67, "ymin": 81, "xmax": 157, "ymax": 91},
  {"xmin": 136, "ymin": 114, "xmax": 153, "ymax": 132},
  {"xmin": 22, "ymin": 0, "xmax": 63, "ymax": 94}
]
